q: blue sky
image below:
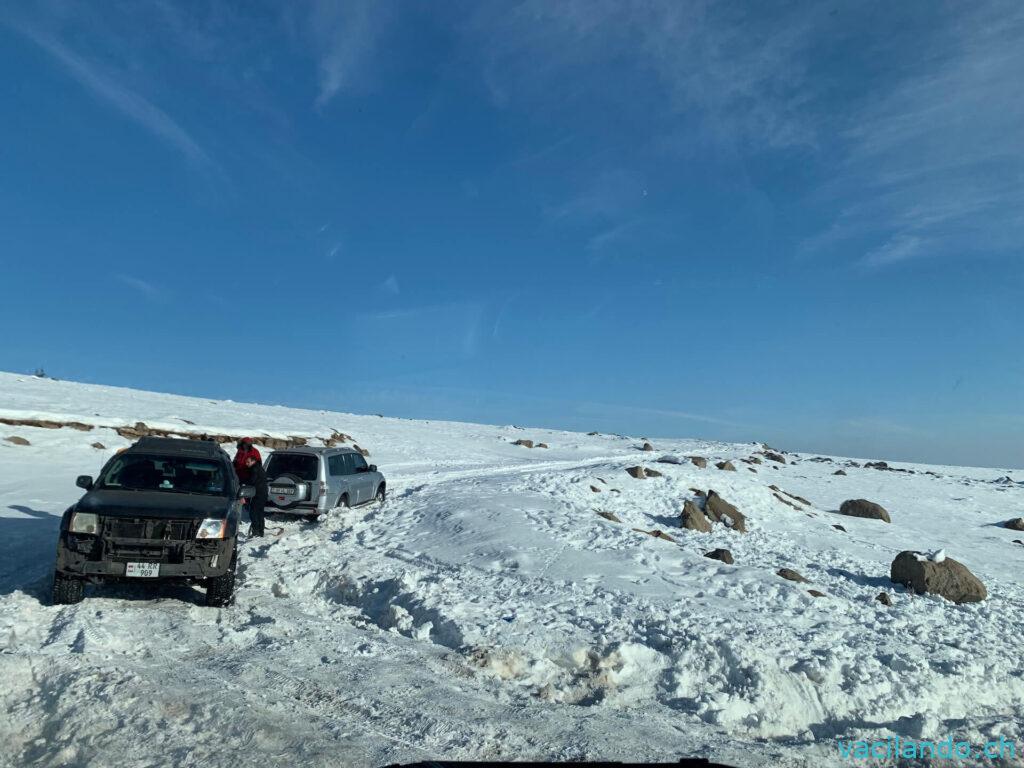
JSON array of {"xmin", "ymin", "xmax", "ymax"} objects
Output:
[{"xmin": 1, "ymin": 1, "xmax": 1022, "ymax": 468}]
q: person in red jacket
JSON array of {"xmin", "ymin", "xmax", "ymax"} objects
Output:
[{"xmin": 233, "ymin": 438, "xmax": 262, "ymax": 484}]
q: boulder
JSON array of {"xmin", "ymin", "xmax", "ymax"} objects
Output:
[
  {"xmin": 90, "ymin": 442, "xmax": 105, "ymax": 450},
  {"xmin": 807, "ymin": 590, "xmax": 827, "ymax": 598},
  {"xmin": 715, "ymin": 461, "xmax": 736, "ymax": 472},
  {"xmin": 689, "ymin": 456, "xmax": 708, "ymax": 468},
  {"xmin": 587, "ymin": 431, "xmax": 600, "ymax": 436},
  {"xmin": 890, "ymin": 551, "xmax": 987, "ymax": 604},
  {"xmin": 536, "ymin": 443, "xmax": 548, "ymax": 449},
  {"xmin": 764, "ymin": 451, "xmax": 787, "ymax": 464},
  {"xmin": 590, "ymin": 485, "xmax": 601, "ymax": 493},
  {"xmin": 748, "ymin": 456, "xmax": 762, "ymax": 464},
  {"xmin": 777, "ymin": 568, "xmax": 808, "ymax": 583},
  {"xmin": 865, "ymin": 461, "xmax": 889, "ymax": 470},
  {"xmin": 643, "ymin": 468, "xmax": 663, "ymax": 478},
  {"xmin": 633, "ymin": 528, "xmax": 676, "ymax": 542},
  {"xmin": 681, "ymin": 500, "xmax": 712, "ymax": 533},
  {"xmin": 597, "ymin": 511, "xmax": 622, "ymax": 523},
  {"xmin": 704, "ymin": 548, "xmax": 734, "ymax": 564},
  {"xmin": 839, "ymin": 499, "xmax": 891, "ymax": 523},
  {"xmin": 4, "ymin": 436, "xmax": 30, "ymax": 446},
  {"xmin": 513, "ymin": 439, "xmax": 534, "ymax": 448},
  {"xmin": 833, "ymin": 469, "xmax": 847, "ymax": 476},
  {"xmin": 773, "ymin": 493, "xmax": 800, "ymax": 510},
  {"xmin": 625, "ymin": 466, "xmax": 647, "ymax": 479},
  {"xmin": 832, "ymin": 524, "xmax": 847, "ymax": 532},
  {"xmin": 641, "ymin": 442, "xmax": 655, "ymax": 452},
  {"xmin": 1003, "ymin": 518, "xmax": 1024, "ymax": 531},
  {"xmin": 705, "ymin": 491, "xmax": 746, "ymax": 533},
  {"xmin": 876, "ymin": 592, "xmax": 893, "ymax": 606}
]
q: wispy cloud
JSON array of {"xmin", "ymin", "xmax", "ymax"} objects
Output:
[
  {"xmin": 809, "ymin": 3, "xmax": 1024, "ymax": 268},
  {"xmin": 114, "ymin": 273, "xmax": 160, "ymax": 299},
  {"xmin": 379, "ymin": 274, "xmax": 401, "ymax": 296},
  {"xmin": 466, "ymin": 1, "xmax": 823, "ymax": 151},
  {"xmin": 574, "ymin": 400, "xmax": 751, "ymax": 430},
  {"xmin": 10, "ymin": 21, "xmax": 218, "ymax": 175},
  {"xmin": 860, "ymin": 234, "xmax": 926, "ymax": 268},
  {"xmin": 307, "ymin": 0, "xmax": 392, "ymax": 107}
]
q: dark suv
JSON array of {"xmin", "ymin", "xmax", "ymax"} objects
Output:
[{"xmin": 52, "ymin": 437, "xmax": 252, "ymax": 607}]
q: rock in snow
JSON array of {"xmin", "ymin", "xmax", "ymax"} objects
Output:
[
  {"xmin": 890, "ymin": 551, "xmax": 987, "ymax": 604},
  {"xmin": 705, "ymin": 491, "xmax": 747, "ymax": 533},
  {"xmin": 704, "ymin": 548, "xmax": 734, "ymax": 564},
  {"xmin": 715, "ymin": 460, "xmax": 736, "ymax": 472},
  {"xmin": 838, "ymin": 498, "xmax": 891, "ymax": 523},
  {"xmin": 681, "ymin": 499, "xmax": 712, "ymax": 533},
  {"xmin": 777, "ymin": 568, "xmax": 808, "ymax": 583}
]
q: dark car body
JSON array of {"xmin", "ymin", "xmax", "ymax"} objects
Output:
[{"xmin": 53, "ymin": 437, "xmax": 248, "ymax": 606}]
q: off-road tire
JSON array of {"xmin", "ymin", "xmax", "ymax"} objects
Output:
[
  {"xmin": 52, "ymin": 572, "xmax": 85, "ymax": 605},
  {"xmin": 376, "ymin": 485, "xmax": 386, "ymax": 504},
  {"xmin": 205, "ymin": 547, "xmax": 237, "ymax": 607}
]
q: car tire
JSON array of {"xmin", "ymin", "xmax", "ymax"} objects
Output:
[
  {"xmin": 304, "ymin": 514, "xmax": 320, "ymax": 523},
  {"xmin": 205, "ymin": 547, "xmax": 237, "ymax": 607},
  {"xmin": 52, "ymin": 572, "xmax": 85, "ymax": 605},
  {"xmin": 336, "ymin": 493, "xmax": 349, "ymax": 510},
  {"xmin": 375, "ymin": 485, "xmax": 386, "ymax": 504}
]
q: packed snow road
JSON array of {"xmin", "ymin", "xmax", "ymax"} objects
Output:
[{"xmin": 1, "ymin": 372, "xmax": 1022, "ymax": 768}]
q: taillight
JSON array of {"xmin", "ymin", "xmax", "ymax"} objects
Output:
[{"xmin": 319, "ymin": 481, "xmax": 328, "ymax": 497}]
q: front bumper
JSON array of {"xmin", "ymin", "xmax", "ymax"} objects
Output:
[{"xmin": 56, "ymin": 532, "xmax": 235, "ymax": 580}]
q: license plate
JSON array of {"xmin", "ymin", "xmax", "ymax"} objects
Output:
[
  {"xmin": 125, "ymin": 562, "xmax": 160, "ymax": 578},
  {"xmin": 270, "ymin": 487, "xmax": 293, "ymax": 495}
]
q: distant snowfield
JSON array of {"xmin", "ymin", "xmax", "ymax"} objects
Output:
[{"xmin": 0, "ymin": 372, "xmax": 1022, "ymax": 768}]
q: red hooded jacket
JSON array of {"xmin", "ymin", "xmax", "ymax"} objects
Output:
[{"xmin": 233, "ymin": 440, "xmax": 262, "ymax": 484}]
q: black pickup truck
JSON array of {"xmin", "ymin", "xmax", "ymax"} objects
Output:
[{"xmin": 53, "ymin": 436, "xmax": 253, "ymax": 607}]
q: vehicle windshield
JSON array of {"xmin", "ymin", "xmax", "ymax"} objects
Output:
[
  {"xmin": 266, "ymin": 453, "xmax": 318, "ymax": 482},
  {"xmin": 97, "ymin": 454, "xmax": 228, "ymax": 496}
]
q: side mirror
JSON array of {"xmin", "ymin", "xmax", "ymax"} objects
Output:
[
  {"xmin": 239, "ymin": 486, "xmax": 256, "ymax": 499},
  {"xmin": 76, "ymin": 475, "xmax": 94, "ymax": 490},
  {"xmin": 369, "ymin": 464, "xmax": 377, "ymax": 473}
]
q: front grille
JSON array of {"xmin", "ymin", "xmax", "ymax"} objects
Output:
[{"xmin": 103, "ymin": 517, "xmax": 196, "ymax": 541}]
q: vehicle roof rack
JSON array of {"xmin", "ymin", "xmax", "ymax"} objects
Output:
[{"xmin": 128, "ymin": 436, "xmax": 226, "ymax": 458}]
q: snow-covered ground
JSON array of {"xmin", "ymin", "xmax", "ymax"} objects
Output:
[{"xmin": 0, "ymin": 371, "xmax": 1022, "ymax": 768}]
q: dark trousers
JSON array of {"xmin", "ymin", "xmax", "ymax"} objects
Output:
[{"xmin": 248, "ymin": 497, "xmax": 266, "ymax": 535}]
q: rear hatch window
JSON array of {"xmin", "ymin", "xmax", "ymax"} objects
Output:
[{"xmin": 266, "ymin": 453, "xmax": 318, "ymax": 482}]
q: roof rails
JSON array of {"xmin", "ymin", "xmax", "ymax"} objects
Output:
[{"xmin": 128, "ymin": 436, "xmax": 226, "ymax": 458}]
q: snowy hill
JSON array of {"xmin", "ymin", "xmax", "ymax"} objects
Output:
[{"xmin": 0, "ymin": 371, "xmax": 1022, "ymax": 768}]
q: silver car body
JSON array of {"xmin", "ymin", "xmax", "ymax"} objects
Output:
[{"xmin": 263, "ymin": 446, "xmax": 385, "ymax": 516}]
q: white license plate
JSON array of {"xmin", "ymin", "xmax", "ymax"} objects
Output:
[
  {"xmin": 125, "ymin": 562, "xmax": 160, "ymax": 578},
  {"xmin": 270, "ymin": 487, "xmax": 293, "ymax": 495}
]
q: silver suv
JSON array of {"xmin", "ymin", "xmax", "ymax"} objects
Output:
[{"xmin": 264, "ymin": 446, "xmax": 385, "ymax": 520}]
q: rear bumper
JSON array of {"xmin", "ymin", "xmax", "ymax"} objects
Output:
[
  {"xmin": 56, "ymin": 533, "xmax": 235, "ymax": 580},
  {"xmin": 266, "ymin": 504, "xmax": 320, "ymax": 515}
]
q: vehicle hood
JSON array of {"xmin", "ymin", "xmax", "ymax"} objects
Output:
[{"xmin": 76, "ymin": 490, "xmax": 233, "ymax": 519}]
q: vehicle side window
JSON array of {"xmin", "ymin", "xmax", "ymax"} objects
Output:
[
  {"xmin": 351, "ymin": 453, "xmax": 368, "ymax": 473},
  {"xmin": 327, "ymin": 454, "xmax": 345, "ymax": 476},
  {"xmin": 340, "ymin": 453, "xmax": 357, "ymax": 475}
]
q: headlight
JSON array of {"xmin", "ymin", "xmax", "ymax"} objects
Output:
[
  {"xmin": 69, "ymin": 512, "xmax": 99, "ymax": 534},
  {"xmin": 196, "ymin": 518, "xmax": 227, "ymax": 540}
]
